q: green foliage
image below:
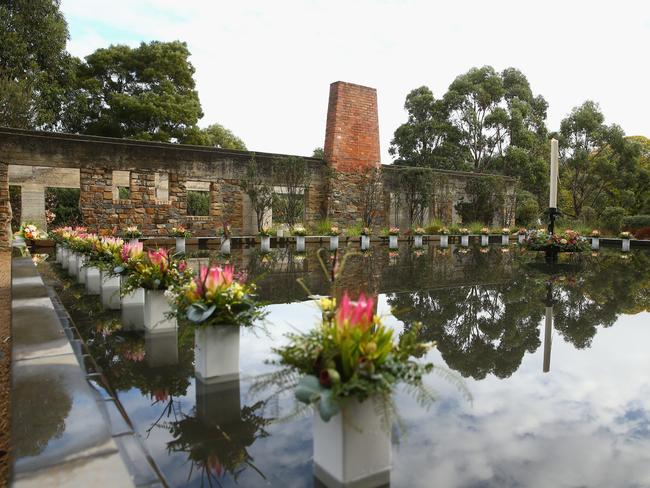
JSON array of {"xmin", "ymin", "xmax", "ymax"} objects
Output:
[
  {"xmin": 600, "ymin": 206, "xmax": 626, "ymax": 233},
  {"xmin": 187, "ymin": 190, "xmax": 210, "ymax": 216},
  {"xmin": 239, "ymin": 156, "xmax": 273, "ymax": 232},
  {"xmin": 271, "ymin": 156, "xmax": 310, "ymax": 227},
  {"xmin": 424, "ymin": 218, "xmax": 445, "ymax": 234},
  {"xmin": 45, "ymin": 187, "xmax": 81, "ymax": 227},
  {"xmin": 397, "ymin": 167, "xmax": 435, "ymax": 226},
  {"xmin": 312, "ymin": 147, "xmax": 324, "ymax": 159},
  {"xmin": 312, "ymin": 219, "xmax": 335, "ymax": 235},
  {"xmin": 622, "ymin": 215, "xmax": 650, "ymax": 230},
  {"xmin": 455, "ymin": 177, "xmax": 504, "ymax": 225},
  {"xmin": 9, "ymin": 185, "xmax": 21, "ymax": 231},
  {"xmin": 183, "ymin": 123, "xmax": 246, "ymax": 150},
  {"xmin": 117, "ymin": 186, "xmax": 130, "ymax": 200},
  {"xmin": 515, "ymin": 189, "xmax": 540, "ymax": 226}
]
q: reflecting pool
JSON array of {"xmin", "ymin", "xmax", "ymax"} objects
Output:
[{"xmin": 38, "ymin": 244, "xmax": 650, "ymax": 487}]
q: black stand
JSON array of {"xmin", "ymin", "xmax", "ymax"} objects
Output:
[{"xmin": 545, "ymin": 207, "xmax": 560, "ymax": 264}]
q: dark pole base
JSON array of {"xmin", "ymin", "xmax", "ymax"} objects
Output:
[{"xmin": 545, "ymin": 249, "xmax": 558, "ymax": 263}]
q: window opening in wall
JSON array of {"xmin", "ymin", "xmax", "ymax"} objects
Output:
[
  {"xmin": 155, "ymin": 172, "xmax": 169, "ymax": 202},
  {"xmin": 112, "ymin": 170, "xmax": 131, "ymax": 201},
  {"xmin": 45, "ymin": 187, "xmax": 81, "ymax": 227},
  {"xmin": 187, "ymin": 191, "xmax": 210, "ymax": 216}
]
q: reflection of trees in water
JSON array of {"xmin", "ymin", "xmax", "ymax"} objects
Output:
[
  {"xmin": 392, "ymin": 251, "xmax": 650, "ymax": 379},
  {"xmin": 14, "ymin": 374, "xmax": 73, "ymax": 457},
  {"xmin": 165, "ymin": 401, "xmax": 270, "ymax": 487}
]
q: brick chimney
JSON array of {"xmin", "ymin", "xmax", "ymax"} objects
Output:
[{"xmin": 324, "ymin": 82, "xmax": 380, "ymax": 173}]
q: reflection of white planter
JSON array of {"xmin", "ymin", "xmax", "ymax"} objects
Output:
[
  {"xmin": 121, "ymin": 288, "xmax": 145, "ymax": 330},
  {"xmin": 55, "ymin": 245, "xmax": 62, "ymax": 263},
  {"xmin": 68, "ymin": 252, "xmax": 78, "ymax": 277},
  {"xmin": 261, "ymin": 235, "xmax": 271, "ymax": 253},
  {"xmin": 175, "ymin": 237, "xmax": 186, "ymax": 253},
  {"xmin": 194, "ymin": 326, "xmax": 240, "ymax": 382},
  {"xmin": 85, "ymin": 266, "xmax": 101, "ymax": 295},
  {"xmin": 361, "ymin": 235, "xmax": 370, "ymax": 250},
  {"xmin": 129, "ymin": 238, "xmax": 139, "ymax": 246},
  {"xmin": 221, "ymin": 237, "xmax": 231, "ymax": 255},
  {"xmin": 414, "ymin": 235, "xmax": 423, "ymax": 248},
  {"xmin": 518, "ymin": 234, "xmax": 525, "ymax": 244},
  {"xmin": 61, "ymin": 248, "xmax": 69, "ymax": 268},
  {"xmin": 389, "ymin": 235, "xmax": 398, "ymax": 249},
  {"xmin": 313, "ymin": 396, "xmax": 391, "ymax": 488},
  {"xmin": 296, "ymin": 236, "xmax": 306, "ymax": 252},
  {"xmin": 440, "ymin": 235, "xmax": 449, "ymax": 248},
  {"xmin": 145, "ymin": 329, "xmax": 178, "ymax": 367},
  {"xmin": 622, "ymin": 239, "xmax": 631, "ymax": 252},
  {"xmin": 77, "ymin": 255, "xmax": 87, "ymax": 284},
  {"xmin": 100, "ymin": 272, "xmax": 121, "ymax": 310},
  {"xmin": 481, "ymin": 235, "xmax": 489, "ymax": 246},
  {"xmin": 461, "ymin": 235, "xmax": 469, "ymax": 247},
  {"xmin": 143, "ymin": 290, "xmax": 177, "ymax": 332},
  {"xmin": 501, "ymin": 235, "xmax": 509, "ymax": 246},
  {"xmin": 329, "ymin": 236, "xmax": 339, "ymax": 251},
  {"xmin": 591, "ymin": 237, "xmax": 600, "ymax": 250}
]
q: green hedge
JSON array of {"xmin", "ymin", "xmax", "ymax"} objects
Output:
[{"xmin": 622, "ymin": 215, "xmax": 650, "ymax": 230}]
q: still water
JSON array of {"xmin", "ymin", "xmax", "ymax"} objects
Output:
[{"xmin": 40, "ymin": 244, "xmax": 650, "ymax": 487}]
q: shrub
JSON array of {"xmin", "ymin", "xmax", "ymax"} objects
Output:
[
  {"xmin": 581, "ymin": 206, "xmax": 598, "ymax": 227},
  {"xmin": 515, "ymin": 190, "xmax": 540, "ymax": 227},
  {"xmin": 424, "ymin": 218, "xmax": 444, "ymax": 234},
  {"xmin": 187, "ymin": 190, "xmax": 210, "ymax": 216},
  {"xmin": 600, "ymin": 206, "xmax": 626, "ymax": 234},
  {"xmin": 45, "ymin": 187, "xmax": 82, "ymax": 227},
  {"xmin": 622, "ymin": 215, "xmax": 650, "ymax": 240},
  {"xmin": 312, "ymin": 219, "xmax": 334, "ymax": 236}
]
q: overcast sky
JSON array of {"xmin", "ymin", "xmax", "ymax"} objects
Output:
[{"xmin": 60, "ymin": 0, "xmax": 650, "ymax": 161}]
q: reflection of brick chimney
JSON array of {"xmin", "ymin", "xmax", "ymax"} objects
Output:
[{"xmin": 324, "ymin": 82, "xmax": 380, "ymax": 172}]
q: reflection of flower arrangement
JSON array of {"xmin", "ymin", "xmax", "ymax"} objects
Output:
[
  {"xmin": 360, "ymin": 227, "xmax": 371, "ymax": 236},
  {"xmin": 412, "ymin": 227, "xmax": 425, "ymax": 236},
  {"xmin": 439, "ymin": 227, "xmax": 450, "ymax": 235},
  {"xmin": 327, "ymin": 225, "xmax": 341, "ymax": 236},
  {"xmin": 174, "ymin": 264, "xmax": 262, "ymax": 326},
  {"xmin": 480, "ymin": 227, "xmax": 490, "ymax": 235},
  {"xmin": 459, "ymin": 228, "xmax": 470, "ymax": 235},
  {"xmin": 480, "ymin": 248, "xmax": 489, "ymax": 254},
  {"xmin": 170, "ymin": 226, "xmax": 191, "ymax": 238},
  {"xmin": 18, "ymin": 223, "xmax": 42, "ymax": 240},
  {"xmin": 501, "ymin": 247, "xmax": 510, "ymax": 253},
  {"xmin": 388, "ymin": 227, "xmax": 400, "ymax": 236},
  {"xmin": 523, "ymin": 229, "xmax": 589, "ymax": 252},
  {"xmin": 122, "ymin": 226, "xmax": 142, "ymax": 239},
  {"xmin": 258, "ymin": 226, "xmax": 274, "ymax": 237},
  {"xmin": 273, "ymin": 293, "xmax": 433, "ymax": 421},
  {"xmin": 620, "ymin": 231, "xmax": 632, "ymax": 239},
  {"xmin": 590, "ymin": 229, "xmax": 600, "ymax": 237},
  {"xmin": 414, "ymin": 249, "xmax": 426, "ymax": 258},
  {"xmin": 293, "ymin": 253, "xmax": 306, "ymax": 263},
  {"xmin": 501, "ymin": 228, "xmax": 511, "ymax": 235},
  {"xmin": 292, "ymin": 225, "xmax": 307, "ymax": 236},
  {"xmin": 456, "ymin": 248, "xmax": 470, "ymax": 254},
  {"xmin": 122, "ymin": 248, "xmax": 192, "ymax": 293}
]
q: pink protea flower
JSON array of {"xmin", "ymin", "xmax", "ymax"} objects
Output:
[
  {"xmin": 335, "ymin": 292, "xmax": 375, "ymax": 332},
  {"xmin": 196, "ymin": 265, "xmax": 235, "ymax": 296},
  {"xmin": 147, "ymin": 248, "xmax": 169, "ymax": 271},
  {"xmin": 120, "ymin": 241, "xmax": 143, "ymax": 262}
]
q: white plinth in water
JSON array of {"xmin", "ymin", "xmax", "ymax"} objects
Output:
[
  {"xmin": 61, "ymin": 248, "xmax": 69, "ymax": 268},
  {"xmin": 361, "ymin": 235, "xmax": 370, "ymax": 250},
  {"xmin": 313, "ymin": 396, "xmax": 391, "ymax": 488},
  {"xmin": 518, "ymin": 234, "xmax": 525, "ymax": 244},
  {"xmin": 85, "ymin": 266, "xmax": 101, "ymax": 295},
  {"xmin": 389, "ymin": 235, "xmax": 398, "ymax": 249},
  {"xmin": 622, "ymin": 239, "xmax": 631, "ymax": 252},
  {"xmin": 330, "ymin": 236, "xmax": 339, "ymax": 251},
  {"xmin": 121, "ymin": 288, "xmax": 145, "ymax": 330},
  {"xmin": 481, "ymin": 235, "xmax": 489, "ymax": 247},
  {"xmin": 591, "ymin": 237, "xmax": 600, "ymax": 250},
  {"xmin": 502, "ymin": 235, "xmax": 510, "ymax": 246},
  {"xmin": 461, "ymin": 235, "xmax": 469, "ymax": 247},
  {"xmin": 175, "ymin": 237, "xmax": 186, "ymax": 254},
  {"xmin": 221, "ymin": 237, "xmax": 231, "ymax": 255},
  {"xmin": 296, "ymin": 236, "xmax": 306, "ymax": 252},
  {"xmin": 261, "ymin": 236, "xmax": 271, "ymax": 253},
  {"xmin": 77, "ymin": 255, "xmax": 87, "ymax": 284},
  {"xmin": 145, "ymin": 329, "xmax": 178, "ymax": 367},
  {"xmin": 55, "ymin": 245, "xmax": 62, "ymax": 263},
  {"xmin": 414, "ymin": 235, "xmax": 423, "ymax": 248},
  {"xmin": 194, "ymin": 326, "xmax": 240, "ymax": 383},
  {"xmin": 68, "ymin": 253, "xmax": 79, "ymax": 277},
  {"xmin": 101, "ymin": 272, "xmax": 121, "ymax": 310},
  {"xmin": 143, "ymin": 290, "xmax": 177, "ymax": 332},
  {"xmin": 129, "ymin": 238, "xmax": 139, "ymax": 246},
  {"xmin": 440, "ymin": 235, "xmax": 449, "ymax": 248}
]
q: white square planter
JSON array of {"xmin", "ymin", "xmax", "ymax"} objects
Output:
[
  {"xmin": 296, "ymin": 236, "xmax": 306, "ymax": 252},
  {"xmin": 129, "ymin": 238, "xmax": 139, "ymax": 246},
  {"xmin": 194, "ymin": 326, "xmax": 240, "ymax": 383},
  {"xmin": 261, "ymin": 235, "xmax": 271, "ymax": 253},
  {"xmin": 313, "ymin": 396, "xmax": 391, "ymax": 488},
  {"xmin": 440, "ymin": 235, "xmax": 449, "ymax": 248},
  {"xmin": 361, "ymin": 235, "xmax": 370, "ymax": 250},
  {"xmin": 414, "ymin": 235, "xmax": 423, "ymax": 248},
  {"xmin": 591, "ymin": 237, "xmax": 600, "ymax": 250},
  {"xmin": 501, "ymin": 235, "xmax": 510, "ymax": 246},
  {"xmin": 481, "ymin": 235, "xmax": 489, "ymax": 247},
  {"xmin": 221, "ymin": 237, "xmax": 231, "ymax": 255},
  {"xmin": 143, "ymin": 289, "xmax": 177, "ymax": 332},
  {"xmin": 175, "ymin": 237, "xmax": 186, "ymax": 254},
  {"xmin": 518, "ymin": 234, "xmax": 526, "ymax": 244},
  {"xmin": 61, "ymin": 248, "xmax": 69, "ymax": 268},
  {"xmin": 460, "ymin": 235, "xmax": 469, "ymax": 247},
  {"xmin": 68, "ymin": 252, "xmax": 79, "ymax": 277},
  {"xmin": 145, "ymin": 329, "xmax": 178, "ymax": 367},
  {"xmin": 101, "ymin": 272, "xmax": 121, "ymax": 310},
  {"xmin": 622, "ymin": 239, "xmax": 631, "ymax": 252},
  {"xmin": 329, "ymin": 236, "xmax": 339, "ymax": 251},
  {"xmin": 77, "ymin": 255, "xmax": 87, "ymax": 284},
  {"xmin": 121, "ymin": 287, "xmax": 145, "ymax": 330},
  {"xmin": 85, "ymin": 266, "xmax": 101, "ymax": 295},
  {"xmin": 389, "ymin": 235, "xmax": 398, "ymax": 249},
  {"xmin": 55, "ymin": 245, "xmax": 62, "ymax": 263}
]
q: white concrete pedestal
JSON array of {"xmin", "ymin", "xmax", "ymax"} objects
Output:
[
  {"xmin": 121, "ymin": 288, "xmax": 145, "ymax": 330},
  {"xmin": 481, "ymin": 235, "xmax": 489, "ymax": 247},
  {"xmin": 388, "ymin": 235, "xmax": 398, "ymax": 249},
  {"xmin": 414, "ymin": 235, "xmax": 423, "ymax": 248},
  {"xmin": 461, "ymin": 235, "xmax": 469, "ymax": 247},
  {"xmin": 313, "ymin": 396, "xmax": 391, "ymax": 488},
  {"xmin": 77, "ymin": 255, "xmax": 87, "ymax": 284},
  {"xmin": 501, "ymin": 235, "xmax": 510, "ymax": 246},
  {"xmin": 261, "ymin": 236, "xmax": 271, "ymax": 253},
  {"xmin": 194, "ymin": 326, "xmax": 240, "ymax": 383},
  {"xmin": 101, "ymin": 272, "xmax": 121, "ymax": 310},
  {"xmin": 85, "ymin": 266, "xmax": 101, "ymax": 295},
  {"xmin": 518, "ymin": 234, "xmax": 526, "ymax": 244},
  {"xmin": 221, "ymin": 237, "xmax": 231, "ymax": 255},
  {"xmin": 68, "ymin": 252, "xmax": 79, "ymax": 277},
  {"xmin": 330, "ymin": 236, "xmax": 339, "ymax": 251},
  {"xmin": 61, "ymin": 248, "xmax": 69, "ymax": 268},
  {"xmin": 175, "ymin": 237, "xmax": 186, "ymax": 254},
  {"xmin": 296, "ymin": 236, "xmax": 306, "ymax": 252},
  {"xmin": 55, "ymin": 245, "xmax": 62, "ymax": 263},
  {"xmin": 622, "ymin": 239, "xmax": 631, "ymax": 252},
  {"xmin": 361, "ymin": 235, "xmax": 370, "ymax": 251},
  {"xmin": 143, "ymin": 290, "xmax": 177, "ymax": 332},
  {"xmin": 591, "ymin": 237, "xmax": 600, "ymax": 250},
  {"xmin": 440, "ymin": 235, "xmax": 448, "ymax": 248}
]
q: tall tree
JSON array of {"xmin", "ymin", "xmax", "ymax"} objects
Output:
[
  {"xmin": 64, "ymin": 41, "xmax": 203, "ymax": 142},
  {"xmin": 0, "ymin": 0, "xmax": 75, "ymax": 128},
  {"xmin": 183, "ymin": 123, "xmax": 246, "ymax": 150}
]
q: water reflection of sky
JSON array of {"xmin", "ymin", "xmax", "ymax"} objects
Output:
[{"xmin": 42, "ymin": 247, "xmax": 650, "ymax": 487}]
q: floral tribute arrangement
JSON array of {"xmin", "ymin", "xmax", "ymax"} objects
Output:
[
  {"xmin": 17, "ymin": 223, "xmax": 43, "ymax": 241},
  {"xmin": 173, "ymin": 264, "xmax": 262, "ymax": 326},
  {"xmin": 292, "ymin": 225, "xmax": 308, "ymax": 236},
  {"xmin": 501, "ymin": 227, "xmax": 511, "ymax": 235},
  {"xmin": 113, "ymin": 241, "xmax": 144, "ymax": 275},
  {"xmin": 326, "ymin": 225, "xmax": 341, "ymax": 237},
  {"xmin": 620, "ymin": 231, "xmax": 633, "ymax": 239},
  {"xmin": 85, "ymin": 237, "xmax": 125, "ymax": 272},
  {"xmin": 480, "ymin": 227, "xmax": 490, "ymax": 235},
  {"xmin": 517, "ymin": 228, "xmax": 528, "ymax": 236},
  {"xmin": 439, "ymin": 227, "xmax": 450, "ymax": 235},
  {"xmin": 121, "ymin": 248, "xmax": 192, "ymax": 293},
  {"xmin": 360, "ymin": 227, "xmax": 372, "ymax": 236},
  {"xmin": 272, "ymin": 293, "xmax": 434, "ymax": 421},
  {"xmin": 523, "ymin": 229, "xmax": 589, "ymax": 252},
  {"xmin": 590, "ymin": 230, "xmax": 600, "ymax": 238},
  {"xmin": 122, "ymin": 226, "xmax": 142, "ymax": 239},
  {"xmin": 387, "ymin": 227, "xmax": 400, "ymax": 236},
  {"xmin": 458, "ymin": 228, "xmax": 470, "ymax": 235},
  {"xmin": 258, "ymin": 226, "xmax": 274, "ymax": 237},
  {"xmin": 169, "ymin": 226, "xmax": 191, "ymax": 238},
  {"xmin": 412, "ymin": 227, "xmax": 425, "ymax": 236}
]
